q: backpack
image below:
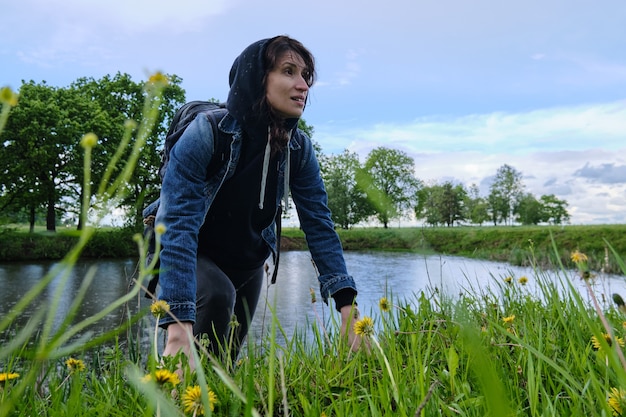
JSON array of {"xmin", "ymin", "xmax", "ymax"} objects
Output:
[
  {"xmin": 143, "ymin": 100, "xmax": 283, "ymax": 298},
  {"xmin": 159, "ymin": 100, "xmax": 229, "ymax": 181}
]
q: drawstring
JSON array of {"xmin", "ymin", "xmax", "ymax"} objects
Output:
[
  {"xmin": 258, "ymin": 127, "xmax": 272, "ymax": 210},
  {"xmin": 283, "ymin": 131, "xmax": 292, "ymax": 211},
  {"xmin": 259, "ymin": 128, "xmax": 293, "ymax": 211}
]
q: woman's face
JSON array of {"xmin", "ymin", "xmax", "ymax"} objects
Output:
[{"xmin": 265, "ymin": 51, "xmax": 310, "ymax": 119}]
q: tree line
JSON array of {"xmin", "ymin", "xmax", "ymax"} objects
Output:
[{"xmin": 0, "ymin": 74, "xmax": 569, "ymax": 232}]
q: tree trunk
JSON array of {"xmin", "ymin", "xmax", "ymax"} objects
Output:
[
  {"xmin": 29, "ymin": 206, "xmax": 35, "ymax": 233},
  {"xmin": 46, "ymin": 195, "xmax": 56, "ymax": 232}
]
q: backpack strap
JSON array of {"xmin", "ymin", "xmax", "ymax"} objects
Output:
[{"xmin": 204, "ymin": 108, "xmax": 230, "ymax": 180}]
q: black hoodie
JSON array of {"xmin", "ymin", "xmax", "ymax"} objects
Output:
[{"xmin": 198, "ymin": 37, "xmax": 288, "ymax": 269}]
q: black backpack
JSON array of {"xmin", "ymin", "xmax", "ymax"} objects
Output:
[
  {"xmin": 159, "ymin": 100, "xmax": 230, "ymax": 181},
  {"xmin": 144, "ymin": 100, "xmax": 283, "ymax": 297}
]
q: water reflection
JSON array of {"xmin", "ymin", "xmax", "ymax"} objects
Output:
[{"xmin": 2, "ymin": 252, "xmax": 625, "ymax": 348}]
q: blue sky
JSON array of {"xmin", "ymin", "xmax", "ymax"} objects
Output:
[{"xmin": 2, "ymin": 0, "xmax": 626, "ymax": 224}]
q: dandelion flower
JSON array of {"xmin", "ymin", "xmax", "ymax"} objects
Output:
[
  {"xmin": 609, "ymin": 387, "xmax": 626, "ymax": 416},
  {"xmin": 571, "ymin": 251, "xmax": 588, "ymax": 264},
  {"xmin": 154, "ymin": 223, "xmax": 167, "ymax": 236},
  {"xmin": 80, "ymin": 133, "xmax": 98, "ymax": 149},
  {"xmin": 379, "ymin": 297, "xmax": 391, "ymax": 312},
  {"xmin": 0, "ymin": 372, "xmax": 19, "ymax": 382},
  {"xmin": 591, "ymin": 333, "xmax": 625, "ymax": 351},
  {"xmin": 504, "ymin": 276, "xmax": 513, "ymax": 284},
  {"xmin": 182, "ymin": 385, "xmax": 217, "ymax": 415},
  {"xmin": 148, "ymin": 72, "xmax": 169, "ymax": 86},
  {"xmin": 502, "ymin": 315, "xmax": 515, "ymax": 324},
  {"xmin": 142, "ymin": 369, "xmax": 180, "ymax": 386},
  {"xmin": 150, "ymin": 300, "xmax": 170, "ymax": 319},
  {"xmin": 0, "ymin": 87, "xmax": 18, "ymax": 107},
  {"xmin": 65, "ymin": 358, "xmax": 86, "ymax": 373},
  {"xmin": 353, "ymin": 316, "xmax": 374, "ymax": 337},
  {"xmin": 518, "ymin": 276, "xmax": 528, "ymax": 285}
]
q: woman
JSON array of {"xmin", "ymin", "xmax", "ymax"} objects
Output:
[{"xmin": 153, "ymin": 35, "xmax": 363, "ymax": 362}]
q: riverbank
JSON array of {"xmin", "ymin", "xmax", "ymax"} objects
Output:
[{"xmin": 1, "ymin": 224, "xmax": 625, "ymax": 273}]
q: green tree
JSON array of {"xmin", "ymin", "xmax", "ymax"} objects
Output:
[
  {"xmin": 515, "ymin": 192, "xmax": 543, "ymax": 225},
  {"xmin": 71, "ymin": 73, "xmax": 185, "ymax": 229},
  {"xmin": 540, "ymin": 194, "xmax": 570, "ymax": 225},
  {"xmin": 357, "ymin": 147, "xmax": 421, "ymax": 228},
  {"xmin": 464, "ymin": 183, "xmax": 489, "ymax": 226},
  {"xmin": 0, "ymin": 81, "xmax": 107, "ymax": 231},
  {"xmin": 488, "ymin": 164, "xmax": 524, "ymax": 225},
  {"xmin": 415, "ymin": 183, "xmax": 445, "ymax": 226},
  {"xmin": 415, "ymin": 181, "xmax": 466, "ymax": 227},
  {"xmin": 322, "ymin": 150, "xmax": 373, "ymax": 229}
]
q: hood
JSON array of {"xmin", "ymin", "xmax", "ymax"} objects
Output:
[{"xmin": 226, "ymin": 37, "xmax": 299, "ymax": 132}]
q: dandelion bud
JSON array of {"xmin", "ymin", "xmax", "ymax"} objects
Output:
[{"xmin": 80, "ymin": 133, "xmax": 98, "ymax": 149}]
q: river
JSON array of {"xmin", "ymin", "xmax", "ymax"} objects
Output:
[{"xmin": 1, "ymin": 251, "xmax": 625, "ymax": 350}]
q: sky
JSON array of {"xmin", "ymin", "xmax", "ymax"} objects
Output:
[{"xmin": 2, "ymin": 0, "xmax": 626, "ymax": 225}]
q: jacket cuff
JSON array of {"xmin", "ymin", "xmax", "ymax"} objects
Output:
[{"xmin": 158, "ymin": 301, "xmax": 196, "ymax": 328}]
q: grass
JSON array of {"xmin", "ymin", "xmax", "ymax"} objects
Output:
[
  {"xmin": 4, "ymin": 81, "xmax": 626, "ymax": 416},
  {"xmin": 4, "ymin": 248, "xmax": 626, "ymax": 416}
]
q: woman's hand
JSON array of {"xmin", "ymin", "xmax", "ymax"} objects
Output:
[
  {"xmin": 339, "ymin": 305, "xmax": 370, "ymax": 352},
  {"xmin": 162, "ymin": 322, "xmax": 195, "ymax": 371}
]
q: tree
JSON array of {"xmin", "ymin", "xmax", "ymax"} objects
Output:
[
  {"xmin": 0, "ymin": 81, "xmax": 105, "ymax": 231},
  {"xmin": 357, "ymin": 147, "xmax": 421, "ymax": 228},
  {"xmin": 464, "ymin": 183, "xmax": 489, "ymax": 226},
  {"xmin": 322, "ymin": 150, "xmax": 373, "ymax": 229},
  {"xmin": 488, "ymin": 164, "xmax": 524, "ymax": 225},
  {"xmin": 515, "ymin": 193, "xmax": 543, "ymax": 225},
  {"xmin": 540, "ymin": 194, "xmax": 570, "ymax": 225},
  {"xmin": 71, "ymin": 73, "xmax": 185, "ymax": 229},
  {"xmin": 415, "ymin": 181, "xmax": 466, "ymax": 227}
]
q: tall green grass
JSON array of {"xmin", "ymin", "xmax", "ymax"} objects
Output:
[{"xmin": 3, "ymin": 82, "xmax": 626, "ymax": 416}]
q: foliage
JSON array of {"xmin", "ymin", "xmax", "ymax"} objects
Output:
[
  {"xmin": 321, "ymin": 150, "xmax": 374, "ymax": 229},
  {"xmin": 416, "ymin": 181, "xmax": 467, "ymax": 227},
  {"xmin": 488, "ymin": 164, "xmax": 524, "ymax": 225},
  {"xmin": 356, "ymin": 147, "xmax": 422, "ymax": 228},
  {"xmin": 0, "ymin": 74, "xmax": 185, "ymax": 233}
]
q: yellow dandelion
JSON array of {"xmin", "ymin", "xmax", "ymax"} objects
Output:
[
  {"xmin": 379, "ymin": 297, "xmax": 391, "ymax": 312},
  {"xmin": 65, "ymin": 358, "xmax": 86, "ymax": 373},
  {"xmin": 148, "ymin": 72, "xmax": 169, "ymax": 86},
  {"xmin": 609, "ymin": 387, "xmax": 626, "ymax": 416},
  {"xmin": 353, "ymin": 316, "xmax": 374, "ymax": 337},
  {"xmin": 154, "ymin": 223, "xmax": 167, "ymax": 236},
  {"xmin": 504, "ymin": 276, "xmax": 513, "ymax": 284},
  {"xmin": 591, "ymin": 333, "xmax": 625, "ymax": 351},
  {"xmin": 80, "ymin": 133, "xmax": 98, "ymax": 149},
  {"xmin": 150, "ymin": 300, "xmax": 170, "ymax": 319},
  {"xmin": 571, "ymin": 250, "xmax": 588, "ymax": 264},
  {"xmin": 182, "ymin": 385, "xmax": 217, "ymax": 415},
  {"xmin": 502, "ymin": 315, "xmax": 515, "ymax": 324},
  {"xmin": 518, "ymin": 276, "xmax": 528, "ymax": 285},
  {"xmin": 142, "ymin": 369, "xmax": 180, "ymax": 386},
  {"xmin": 0, "ymin": 372, "xmax": 20, "ymax": 382},
  {"xmin": 0, "ymin": 86, "xmax": 18, "ymax": 107}
]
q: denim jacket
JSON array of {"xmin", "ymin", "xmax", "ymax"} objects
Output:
[{"xmin": 143, "ymin": 112, "xmax": 356, "ymax": 326}]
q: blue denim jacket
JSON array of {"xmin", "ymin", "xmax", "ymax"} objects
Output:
[{"xmin": 143, "ymin": 112, "xmax": 356, "ymax": 326}]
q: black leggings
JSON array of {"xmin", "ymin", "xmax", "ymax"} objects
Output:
[{"xmin": 194, "ymin": 255, "xmax": 265, "ymax": 359}]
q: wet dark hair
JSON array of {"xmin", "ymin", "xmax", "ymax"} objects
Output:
[{"xmin": 258, "ymin": 36, "xmax": 316, "ymax": 154}]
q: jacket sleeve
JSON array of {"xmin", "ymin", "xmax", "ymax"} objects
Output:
[
  {"xmin": 155, "ymin": 115, "xmax": 215, "ymax": 327},
  {"xmin": 289, "ymin": 133, "xmax": 357, "ymax": 304}
]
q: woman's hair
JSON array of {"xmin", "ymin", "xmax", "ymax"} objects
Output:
[{"xmin": 258, "ymin": 36, "xmax": 316, "ymax": 154}]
